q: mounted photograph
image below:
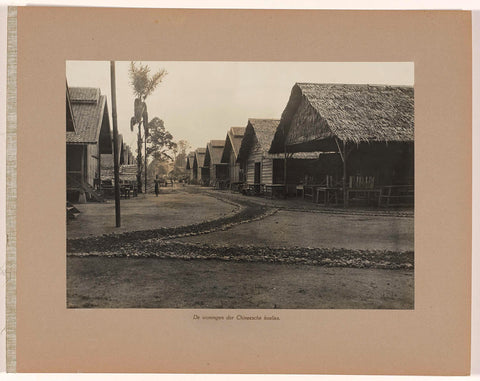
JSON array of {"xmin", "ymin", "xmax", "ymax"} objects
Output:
[{"xmin": 65, "ymin": 61, "xmax": 414, "ymax": 309}]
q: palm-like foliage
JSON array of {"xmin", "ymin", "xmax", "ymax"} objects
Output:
[{"xmin": 129, "ymin": 62, "xmax": 167, "ymax": 101}]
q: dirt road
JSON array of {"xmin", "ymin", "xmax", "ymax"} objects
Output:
[{"xmin": 67, "ymin": 256, "xmax": 414, "ymax": 309}]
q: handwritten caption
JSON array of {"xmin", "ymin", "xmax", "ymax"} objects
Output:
[{"xmin": 193, "ymin": 314, "xmax": 280, "ymax": 321}]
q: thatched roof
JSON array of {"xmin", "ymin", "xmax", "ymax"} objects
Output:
[
  {"xmin": 186, "ymin": 152, "xmax": 195, "ymax": 170},
  {"xmin": 220, "ymin": 127, "xmax": 246, "ymax": 163},
  {"xmin": 205, "ymin": 140, "xmax": 225, "ymax": 167},
  {"xmin": 194, "ymin": 148, "xmax": 207, "ymax": 168},
  {"xmin": 237, "ymin": 119, "xmax": 279, "ymax": 162},
  {"xmin": 269, "ymin": 83, "xmax": 414, "ymax": 153},
  {"xmin": 66, "ymin": 84, "xmax": 76, "ymax": 132},
  {"xmin": 268, "ymin": 151, "xmax": 325, "ymax": 160},
  {"xmin": 66, "ymin": 87, "xmax": 112, "ymax": 152}
]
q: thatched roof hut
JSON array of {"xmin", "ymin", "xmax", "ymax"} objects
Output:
[
  {"xmin": 193, "ymin": 147, "xmax": 208, "ymax": 184},
  {"xmin": 269, "ymin": 83, "xmax": 414, "ymax": 204},
  {"xmin": 205, "ymin": 140, "xmax": 228, "ymax": 187},
  {"xmin": 237, "ymin": 119, "xmax": 279, "ymax": 163},
  {"xmin": 221, "ymin": 127, "xmax": 246, "ymax": 186},
  {"xmin": 205, "ymin": 140, "xmax": 225, "ymax": 167},
  {"xmin": 66, "ymin": 86, "xmax": 112, "ymax": 201},
  {"xmin": 221, "ymin": 127, "xmax": 246, "ymax": 163},
  {"xmin": 66, "ymin": 87, "xmax": 112, "ymax": 149},
  {"xmin": 194, "ymin": 147, "xmax": 207, "ymax": 169},
  {"xmin": 186, "ymin": 152, "xmax": 196, "ymax": 182},
  {"xmin": 186, "ymin": 152, "xmax": 195, "ymax": 170},
  {"xmin": 269, "ymin": 83, "xmax": 414, "ymax": 153}
]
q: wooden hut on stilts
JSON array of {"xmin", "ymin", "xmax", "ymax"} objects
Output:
[
  {"xmin": 269, "ymin": 83, "xmax": 414, "ymax": 207},
  {"xmin": 205, "ymin": 140, "xmax": 228, "ymax": 188}
]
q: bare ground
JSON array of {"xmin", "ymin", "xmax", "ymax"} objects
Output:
[
  {"xmin": 67, "ymin": 257, "xmax": 414, "ymax": 309},
  {"xmin": 177, "ymin": 209, "xmax": 413, "ymax": 251},
  {"xmin": 67, "ymin": 191, "xmax": 240, "ymax": 239},
  {"xmin": 67, "ymin": 187, "xmax": 414, "ymax": 309}
]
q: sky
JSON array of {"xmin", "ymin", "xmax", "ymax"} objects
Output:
[{"xmin": 66, "ymin": 61, "xmax": 414, "ymax": 153}]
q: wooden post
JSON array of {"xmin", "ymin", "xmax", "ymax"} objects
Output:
[
  {"xmin": 110, "ymin": 61, "xmax": 121, "ymax": 227},
  {"xmin": 283, "ymin": 140, "xmax": 288, "ymax": 198},
  {"xmin": 343, "ymin": 141, "xmax": 348, "ymax": 207},
  {"xmin": 335, "ymin": 138, "xmax": 348, "ymax": 208}
]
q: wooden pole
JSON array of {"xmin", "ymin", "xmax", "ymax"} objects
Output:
[
  {"xmin": 144, "ymin": 131, "xmax": 147, "ymax": 194},
  {"xmin": 110, "ymin": 61, "xmax": 121, "ymax": 227},
  {"xmin": 137, "ymin": 123, "xmax": 142, "ymax": 192}
]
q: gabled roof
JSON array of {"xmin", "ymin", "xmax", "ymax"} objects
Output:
[
  {"xmin": 220, "ymin": 127, "xmax": 246, "ymax": 163},
  {"xmin": 66, "ymin": 87, "xmax": 112, "ymax": 149},
  {"xmin": 186, "ymin": 152, "xmax": 195, "ymax": 170},
  {"xmin": 237, "ymin": 119, "xmax": 279, "ymax": 162},
  {"xmin": 194, "ymin": 148, "xmax": 207, "ymax": 168},
  {"xmin": 66, "ymin": 84, "xmax": 76, "ymax": 132},
  {"xmin": 205, "ymin": 140, "xmax": 225, "ymax": 167},
  {"xmin": 269, "ymin": 83, "xmax": 414, "ymax": 153}
]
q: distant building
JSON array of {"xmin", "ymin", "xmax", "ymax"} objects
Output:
[
  {"xmin": 185, "ymin": 152, "xmax": 196, "ymax": 183},
  {"xmin": 193, "ymin": 148, "xmax": 208, "ymax": 185},
  {"xmin": 220, "ymin": 127, "xmax": 246, "ymax": 189},
  {"xmin": 204, "ymin": 140, "xmax": 228, "ymax": 187}
]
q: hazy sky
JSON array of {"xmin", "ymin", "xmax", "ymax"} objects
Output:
[{"xmin": 66, "ymin": 61, "xmax": 413, "ymax": 152}]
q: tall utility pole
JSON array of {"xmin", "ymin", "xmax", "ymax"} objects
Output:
[{"xmin": 110, "ymin": 61, "xmax": 121, "ymax": 227}]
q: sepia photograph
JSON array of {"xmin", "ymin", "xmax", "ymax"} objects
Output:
[{"xmin": 66, "ymin": 61, "xmax": 414, "ymax": 309}]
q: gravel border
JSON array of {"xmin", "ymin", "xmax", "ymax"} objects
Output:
[{"xmin": 68, "ymin": 241, "xmax": 414, "ymax": 270}]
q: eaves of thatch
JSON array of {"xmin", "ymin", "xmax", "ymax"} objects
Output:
[
  {"xmin": 269, "ymin": 83, "xmax": 414, "ymax": 153},
  {"xmin": 237, "ymin": 119, "xmax": 279, "ymax": 163},
  {"xmin": 205, "ymin": 140, "xmax": 225, "ymax": 167},
  {"xmin": 220, "ymin": 127, "xmax": 246, "ymax": 163}
]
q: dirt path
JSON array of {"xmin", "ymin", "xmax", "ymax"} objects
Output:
[
  {"xmin": 67, "ymin": 191, "xmax": 240, "ymax": 239},
  {"xmin": 67, "ymin": 257, "xmax": 414, "ymax": 309},
  {"xmin": 178, "ymin": 209, "xmax": 414, "ymax": 251}
]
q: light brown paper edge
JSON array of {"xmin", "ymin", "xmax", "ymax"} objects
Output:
[
  {"xmin": 6, "ymin": 5, "xmax": 17, "ymax": 373},
  {"xmin": 13, "ymin": 8, "xmax": 472, "ymax": 375}
]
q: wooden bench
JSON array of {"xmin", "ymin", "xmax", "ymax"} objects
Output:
[{"xmin": 264, "ymin": 184, "xmax": 285, "ymax": 199}]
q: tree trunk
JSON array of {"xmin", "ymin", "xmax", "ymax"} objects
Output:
[{"xmin": 137, "ymin": 123, "xmax": 142, "ymax": 192}]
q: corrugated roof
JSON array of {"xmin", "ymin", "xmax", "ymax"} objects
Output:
[
  {"xmin": 270, "ymin": 83, "xmax": 414, "ymax": 153},
  {"xmin": 66, "ymin": 87, "xmax": 108, "ymax": 145}
]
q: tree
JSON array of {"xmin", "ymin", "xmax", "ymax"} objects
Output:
[
  {"xmin": 146, "ymin": 117, "xmax": 177, "ymax": 161},
  {"xmin": 173, "ymin": 139, "xmax": 191, "ymax": 171},
  {"xmin": 128, "ymin": 61, "xmax": 167, "ymax": 192}
]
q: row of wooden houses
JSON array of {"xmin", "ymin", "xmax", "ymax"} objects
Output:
[
  {"xmin": 186, "ymin": 82, "xmax": 414, "ymax": 206},
  {"xmin": 66, "ymin": 84, "xmax": 136, "ymax": 202}
]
